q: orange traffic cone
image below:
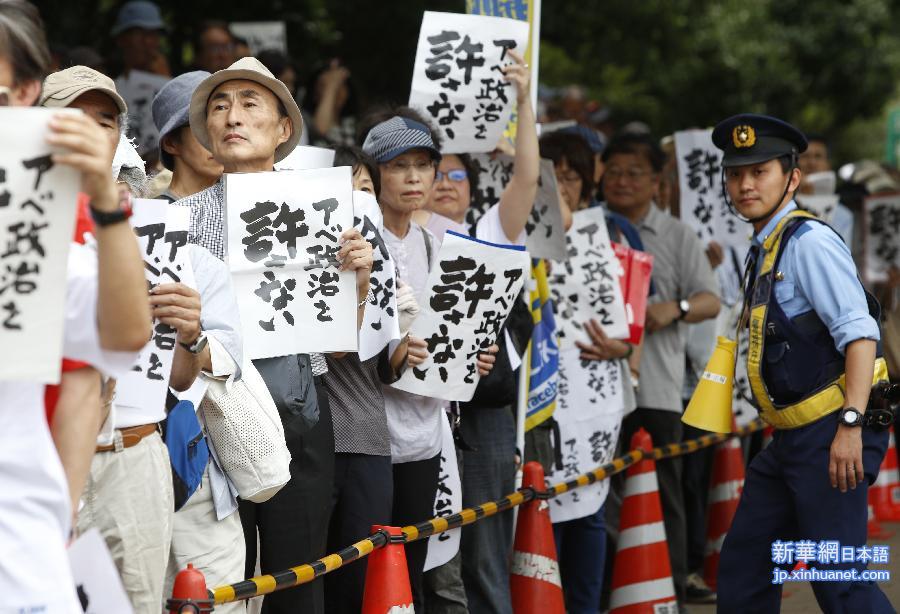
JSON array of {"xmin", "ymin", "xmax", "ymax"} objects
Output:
[
  {"xmin": 166, "ymin": 563, "xmax": 213, "ymax": 613},
  {"xmin": 362, "ymin": 525, "xmax": 414, "ymax": 614},
  {"xmin": 868, "ymin": 503, "xmax": 893, "ymax": 540},
  {"xmin": 510, "ymin": 461, "xmax": 565, "ymax": 614},
  {"xmin": 702, "ymin": 433, "xmax": 745, "ymax": 591},
  {"xmin": 762, "ymin": 425, "xmax": 774, "ymax": 448},
  {"xmin": 870, "ymin": 426, "xmax": 900, "ymax": 522},
  {"xmin": 609, "ymin": 429, "xmax": 677, "ymax": 614}
]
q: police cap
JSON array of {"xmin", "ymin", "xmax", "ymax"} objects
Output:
[{"xmin": 711, "ymin": 113, "xmax": 807, "ymax": 168}]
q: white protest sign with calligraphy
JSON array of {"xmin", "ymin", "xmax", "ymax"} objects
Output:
[
  {"xmin": 0, "ymin": 107, "xmax": 80, "ymax": 383},
  {"xmin": 717, "ymin": 302, "xmax": 757, "ymax": 429},
  {"xmin": 409, "ymin": 11, "xmax": 529, "ymax": 154},
  {"xmin": 464, "ymin": 154, "xmax": 565, "ymax": 260},
  {"xmin": 796, "ymin": 194, "xmax": 839, "ymax": 224},
  {"xmin": 392, "ymin": 231, "xmax": 529, "ymax": 401},
  {"xmin": 424, "ymin": 411, "xmax": 462, "ymax": 571},
  {"xmin": 275, "ymin": 145, "xmax": 335, "ymax": 172},
  {"xmin": 353, "ymin": 191, "xmax": 400, "ymax": 360},
  {"xmin": 68, "ymin": 528, "xmax": 133, "ymax": 613},
  {"xmin": 675, "ymin": 129, "xmax": 742, "ymax": 249},
  {"xmin": 863, "ymin": 193, "xmax": 900, "ymax": 283},
  {"xmin": 116, "ymin": 200, "xmax": 194, "ymax": 411},
  {"xmin": 230, "ymin": 21, "xmax": 288, "ymax": 55},
  {"xmin": 549, "ymin": 208, "xmax": 629, "ymax": 349},
  {"xmin": 547, "ymin": 347, "xmax": 625, "ymax": 524},
  {"xmin": 115, "ymin": 70, "xmax": 169, "ymax": 156},
  {"xmin": 226, "ymin": 167, "xmax": 357, "ymax": 358}
]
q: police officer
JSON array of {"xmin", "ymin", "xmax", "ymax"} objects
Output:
[{"xmin": 711, "ymin": 114, "xmax": 893, "ymax": 613}]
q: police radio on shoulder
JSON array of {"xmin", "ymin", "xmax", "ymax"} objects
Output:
[
  {"xmin": 838, "ymin": 407, "xmax": 863, "ymax": 428},
  {"xmin": 90, "ymin": 189, "xmax": 133, "ymax": 227}
]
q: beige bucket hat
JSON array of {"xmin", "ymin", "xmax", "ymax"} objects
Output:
[
  {"xmin": 188, "ymin": 56, "xmax": 303, "ymax": 163},
  {"xmin": 40, "ymin": 65, "xmax": 128, "ymax": 114}
]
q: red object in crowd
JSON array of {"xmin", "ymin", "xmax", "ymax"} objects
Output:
[
  {"xmin": 362, "ymin": 525, "xmax": 414, "ymax": 614},
  {"xmin": 510, "ymin": 461, "xmax": 565, "ymax": 614},
  {"xmin": 702, "ymin": 428, "xmax": 745, "ymax": 591},
  {"xmin": 868, "ymin": 502, "xmax": 893, "ymax": 540},
  {"xmin": 869, "ymin": 426, "xmax": 900, "ymax": 522},
  {"xmin": 609, "ymin": 429, "xmax": 677, "ymax": 614},
  {"xmin": 612, "ymin": 242, "xmax": 654, "ymax": 345},
  {"xmin": 166, "ymin": 563, "xmax": 213, "ymax": 613},
  {"xmin": 44, "ymin": 193, "xmax": 96, "ymax": 425}
]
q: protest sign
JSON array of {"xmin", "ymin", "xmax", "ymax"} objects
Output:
[
  {"xmin": 230, "ymin": 21, "xmax": 288, "ymax": 55},
  {"xmin": 353, "ymin": 191, "xmax": 400, "ymax": 361},
  {"xmin": 549, "ymin": 208, "xmax": 629, "ymax": 349},
  {"xmin": 424, "ymin": 411, "xmax": 462, "ymax": 571},
  {"xmin": 116, "ymin": 200, "xmax": 194, "ymax": 411},
  {"xmin": 0, "ymin": 108, "xmax": 80, "ymax": 383},
  {"xmin": 409, "ymin": 11, "xmax": 529, "ymax": 154},
  {"xmin": 675, "ymin": 129, "xmax": 742, "ymax": 249},
  {"xmin": 795, "ymin": 193, "xmax": 839, "ymax": 223},
  {"xmin": 226, "ymin": 167, "xmax": 357, "ymax": 358},
  {"xmin": 547, "ymin": 347, "xmax": 625, "ymax": 524},
  {"xmin": 68, "ymin": 529, "xmax": 133, "ymax": 613},
  {"xmin": 464, "ymin": 153, "xmax": 565, "ymax": 259},
  {"xmin": 392, "ymin": 231, "xmax": 529, "ymax": 401},
  {"xmin": 115, "ymin": 70, "xmax": 169, "ymax": 156},
  {"xmin": 864, "ymin": 193, "xmax": 900, "ymax": 283},
  {"xmin": 275, "ymin": 145, "xmax": 335, "ymax": 171}
]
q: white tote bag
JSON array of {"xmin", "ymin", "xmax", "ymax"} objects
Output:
[{"xmin": 199, "ymin": 338, "xmax": 292, "ymax": 503}]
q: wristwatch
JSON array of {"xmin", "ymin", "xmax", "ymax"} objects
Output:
[
  {"xmin": 179, "ymin": 333, "xmax": 208, "ymax": 355},
  {"xmin": 677, "ymin": 299, "xmax": 690, "ymax": 321},
  {"xmin": 90, "ymin": 189, "xmax": 133, "ymax": 227},
  {"xmin": 838, "ymin": 407, "xmax": 864, "ymax": 427}
]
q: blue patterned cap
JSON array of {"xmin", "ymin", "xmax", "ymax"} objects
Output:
[{"xmin": 362, "ymin": 116, "xmax": 441, "ymax": 164}]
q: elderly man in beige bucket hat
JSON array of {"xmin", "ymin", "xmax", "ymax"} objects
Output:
[{"xmin": 173, "ymin": 57, "xmax": 373, "ymax": 614}]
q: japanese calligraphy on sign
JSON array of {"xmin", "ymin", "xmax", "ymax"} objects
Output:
[
  {"xmin": 353, "ymin": 190, "xmax": 400, "ymax": 361},
  {"xmin": 409, "ymin": 11, "xmax": 529, "ymax": 154},
  {"xmin": 424, "ymin": 411, "xmax": 462, "ymax": 571},
  {"xmin": 547, "ymin": 347, "xmax": 625, "ymax": 523},
  {"xmin": 675, "ymin": 129, "xmax": 742, "ymax": 249},
  {"xmin": 392, "ymin": 231, "xmax": 529, "ymax": 401},
  {"xmin": 226, "ymin": 167, "xmax": 357, "ymax": 358},
  {"xmin": 863, "ymin": 193, "xmax": 900, "ymax": 283},
  {"xmin": 114, "ymin": 70, "xmax": 169, "ymax": 156},
  {"xmin": 796, "ymin": 194, "xmax": 839, "ymax": 224},
  {"xmin": 464, "ymin": 154, "xmax": 565, "ymax": 259},
  {"xmin": 117, "ymin": 200, "xmax": 194, "ymax": 411},
  {"xmin": 549, "ymin": 208, "xmax": 629, "ymax": 349},
  {"xmin": 0, "ymin": 108, "xmax": 80, "ymax": 383}
]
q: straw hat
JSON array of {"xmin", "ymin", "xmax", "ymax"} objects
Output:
[{"xmin": 188, "ymin": 56, "xmax": 303, "ymax": 163}]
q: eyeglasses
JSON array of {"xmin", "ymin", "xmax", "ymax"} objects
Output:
[
  {"xmin": 605, "ymin": 167, "xmax": 653, "ymax": 182},
  {"xmin": 555, "ymin": 173, "xmax": 582, "ymax": 185},
  {"xmin": 0, "ymin": 87, "xmax": 9, "ymax": 107},
  {"xmin": 436, "ymin": 169, "xmax": 468, "ymax": 183},
  {"xmin": 383, "ymin": 159, "xmax": 436, "ymax": 175}
]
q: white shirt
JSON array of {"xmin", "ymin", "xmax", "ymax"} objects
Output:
[
  {"xmin": 383, "ymin": 206, "xmax": 525, "ymax": 464},
  {"xmin": 0, "ymin": 243, "xmax": 138, "ymax": 612}
]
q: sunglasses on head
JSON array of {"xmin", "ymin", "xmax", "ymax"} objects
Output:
[{"xmin": 436, "ymin": 169, "xmax": 467, "ymax": 183}]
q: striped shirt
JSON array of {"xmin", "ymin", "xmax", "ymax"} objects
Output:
[{"xmin": 173, "ymin": 177, "xmax": 327, "ymax": 375}]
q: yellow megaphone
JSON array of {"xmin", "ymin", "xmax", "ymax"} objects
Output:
[{"xmin": 682, "ymin": 336, "xmax": 737, "ymax": 433}]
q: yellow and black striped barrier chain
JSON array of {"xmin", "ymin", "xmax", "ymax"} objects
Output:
[{"xmin": 209, "ymin": 418, "xmax": 766, "ymax": 604}]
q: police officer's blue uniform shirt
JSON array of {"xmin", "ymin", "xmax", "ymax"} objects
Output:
[{"xmin": 752, "ymin": 200, "xmax": 879, "ymax": 354}]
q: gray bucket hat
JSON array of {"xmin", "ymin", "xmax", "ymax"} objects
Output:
[
  {"xmin": 152, "ymin": 70, "xmax": 210, "ymax": 170},
  {"xmin": 188, "ymin": 57, "xmax": 303, "ymax": 163},
  {"xmin": 111, "ymin": 1, "xmax": 166, "ymax": 36}
]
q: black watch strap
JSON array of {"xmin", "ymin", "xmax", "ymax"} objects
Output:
[{"xmin": 90, "ymin": 206, "xmax": 130, "ymax": 227}]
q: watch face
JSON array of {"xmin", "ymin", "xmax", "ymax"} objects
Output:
[{"xmin": 843, "ymin": 410, "xmax": 859, "ymax": 424}]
